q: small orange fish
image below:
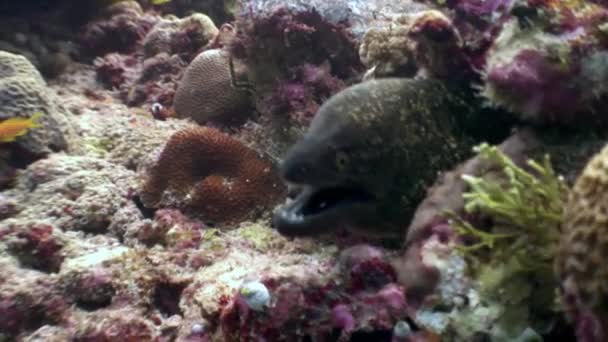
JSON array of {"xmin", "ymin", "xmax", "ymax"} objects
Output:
[{"xmin": 0, "ymin": 113, "xmax": 42, "ymax": 143}]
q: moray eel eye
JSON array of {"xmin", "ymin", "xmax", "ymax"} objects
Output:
[{"xmin": 335, "ymin": 151, "xmax": 349, "ymax": 170}]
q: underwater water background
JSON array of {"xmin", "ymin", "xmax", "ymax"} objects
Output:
[{"xmin": 0, "ymin": 0, "xmax": 606, "ymax": 341}]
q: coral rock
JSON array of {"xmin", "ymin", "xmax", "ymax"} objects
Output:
[
  {"xmin": 558, "ymin": 142, "xmax": 608, "ymax": 340},
  {"xmin": 174, "ymin": 49, "xmax": 252, "ymax": 125},
  {"xmin": 80, "ymin": 1, "xmax": 158, "ymax": 56},
  {"xmin": 360, "ymin": 9, "xmax": 471, "ymax": 80},
  {"xmin": 73, "ymin": 308, "xmax": 157, "ymax": 341},
  {"xmin": 480, "ymin": 3, "xmax": 608, "ymax": 125},
  {"xmin": 229, "ymin": 6, "xmax": 362, "ymax": 127},
  {"xmin": 142, "ymin": 13, "xmax": 218, "ymax": 61},
  {"xmin": 60, "ymin": 267, "xmax": 116, "ymax": 309},
  {"xmin": 139, "ymin": 126, "xmax": 285, "ymax": 225},
  {"xmin": 0, "ymin": 266, "xmax": 68, "ymax": 338},
  {"xmin": 359, "ymin": 15, "xmax": 418, "ymax": 78},
  {"xmin": 2, "ymin": 154, "xmax": 137, "ymax": 235},
  {"xmin": 2, "ymin": 223, "xmax": 65, "ymax": 273},
  {"xmin": 0, "ymin": 51, "xmax": 74, "ymax": 158}
]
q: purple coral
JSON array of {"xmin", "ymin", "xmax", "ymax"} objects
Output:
[
  {"xmin": 94, "ymin": 53, "xmax": 138, "ymax": 90},
  {"xmin": 265, "ymin": 63, "xmax": 345, "ymax": 124},
  {"xmin": 485, "ymin": 49, "xmax": 582, "ymax": 122},
  {"xmin": 456, "ymin": 0, "xmax": 513, "ymax": 17},
  {"xmin": 230, "ymin": 6, "xmax": 362, "ymax": 125},
  {"xmin": 2, "ymin": 223, "xmax": 64, "ymax": 273},
  {"xmin": 0, "ymin": 273, "xmax": 68, "ymax": 338},
  {"xmin": 89, "ymin": 7, "xmax": 219, "ymax": 109},
  {"xmin": 217, "ymin": 245, "xmax": 416, "ymax": 341}
]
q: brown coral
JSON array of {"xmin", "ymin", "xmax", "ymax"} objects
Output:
[
  {"xmin": 139, "ymin": 126, "xmax": 285, "ymax": 225},
  {"xmin": 557, "ymin": 143, "xmax": 608, "ymax": 318},
  {"xmin": 173, "ymin": 49, "xmax": 252, "ymax": 125}
]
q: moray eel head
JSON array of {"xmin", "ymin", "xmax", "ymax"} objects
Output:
[
  {"xmin": 273, "ymin": 79, "xmax": 431, "ymax": 238},
  {"xmin": 273, "ymin": 78, "xmax": 512, "ymax": 238},
  {"xmin": 275, "ymin": 137, "xmax": 380, "ymax": 236}
]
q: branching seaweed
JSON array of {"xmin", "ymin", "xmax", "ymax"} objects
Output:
[
  {"xmin": 452, "ymin": 143, "xmax": 567, "ymax": 269},
  {"xmin": 449, "ymin": 143, "xmax": 568, "ymax": 319}
]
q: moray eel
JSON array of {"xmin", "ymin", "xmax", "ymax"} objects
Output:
[{"xmin": 273, "ymin": 77, "xmax": 512, "ymax": 238}]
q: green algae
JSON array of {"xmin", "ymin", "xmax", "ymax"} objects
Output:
[
  {"xmin": 449, "ymin": 143, "xmax": 568, "ymax": 337},
  {"xmin": 452, "ymin": 143, "xmax": 566, "ymax": 272},
  {"xmin": 237, "ymin": 223, "xmax": 277, "ymax": 252}
]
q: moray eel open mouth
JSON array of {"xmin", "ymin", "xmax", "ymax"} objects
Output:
[{"xmin": 273, "ymin": 184, "xmax": 375, "ymax": 236}]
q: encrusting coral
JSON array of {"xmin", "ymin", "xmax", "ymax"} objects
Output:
[
  {"xmin": 139, "ymin": 126, "xmax": 285, "ymax": 226},
  {"xmin": 360, "ymin": 9, "xmax": 471, "ymax": 80},
  {"xmin": 229, "ymin": 5, "xmax": 363, "ymax": 127},
  {"xmin": 479, "ymin": 0, "xmax": 608, "ymax": 126},
  {"xmin": 173, "ymin": 48, "xmax": 252, "ymax": 125},
  {"xmin": 557, "ymin": 142, "xmax": 608, "ymax": 341}
]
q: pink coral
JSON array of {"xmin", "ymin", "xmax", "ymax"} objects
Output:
[
  {"xmin": 2, "ymin": 223, "xmax": 64, "ymax": 273},
  {"xmin": 229, "ymin": 6, "xmax": 362, "ymax": 126},
  {"xmin": 0, "ymin": 274, "xmax": 68, "ymax": 338},
  {"xmin": 94, "ymin": 53, "xmax": 138, "ymax": 89},
  {"xmin": 217, "ymin": 245, "xmax": 416, "ymax": 341},
  {"xmin": 134, "ymin": 209, "xmax": 206, "ymax": 249},
  {"xmin": 265, "ymin": 63, "xmax": 345, "ymax": 124}
]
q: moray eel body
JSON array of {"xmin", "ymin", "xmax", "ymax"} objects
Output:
[{"xmin": 273, "ymin": 77, "xmax": 511, "ymax": 238}]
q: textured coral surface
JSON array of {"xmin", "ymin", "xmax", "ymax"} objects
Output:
[
  {"xmin": 558, "ymin": 143, "xmax": 608, "ymax": 341},
  {"xmin": 0, "ymin": 51, "xmax": 74, "ymax": 157},
  {"xmin": 173, "ymin": 49, "xmax": 252, "ymax": 125},
  {"xmin": 139, "ymin": 126, "xmax": 285, "ymax": 225}
]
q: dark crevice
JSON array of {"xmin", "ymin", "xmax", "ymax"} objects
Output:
[
  {"xmin": 153, "ymin": 282, "xmax": 187, "ymax": 317},
  {"xmin": 133, "ymin": 195, "xmax": 156, "ymax": 219},
  {"xmin": 350, "ymin": 329, "xmax": 392, "ymax": 342},
  {"xmin": 75, "ymin": 292, "xmax": 114, "ymax": 312}
]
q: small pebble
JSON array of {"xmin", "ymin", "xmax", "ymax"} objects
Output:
[{"xmin": 240, "ymin": 281, "xmax": 271, "ymax": 312}]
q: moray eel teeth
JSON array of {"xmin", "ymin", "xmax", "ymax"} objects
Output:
[{"xmin": 275, "ymin": 184, "xmax": 374, "ymax": 236}]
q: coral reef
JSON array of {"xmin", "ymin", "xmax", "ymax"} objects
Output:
[
  {"xmin": 229, "ymin": 5, "xmax": 363, "ymax": 127},
  {"xmin": 480, "ymin": 1, "xmax": 608, "ymax": 126},
  {"xmin": 0, "ymin": 51, "xmax": 75, "ymax": 163},
  {"xmin": 2, "ymin": 154, "xmax": 138, "ymax": 235},
  {"xmin": 214, "ymin": 244, "xmax": 414, "ymax": 341},
  {"xmin": 418, "ymin": 0, "xmax": 608, "ymax": 125},
  {"xmin": 361, "ymin": 0, "xmax": 608, "ymax": 126},
  {"xmin": 0, "ymin": 0, "xmax": 597, "ymax": 341},
  {"xmin": 80, "ymin": 1, "xmax": 158, "ymax": 57},
  {"xmin": 88, "ymin": 2, "xmax": 219, "ymax": 108},
  {"xmin": 173, "ymin": 49, "xmax": 252, "ymax": 125},
  {"xmin": 141, "ymin": 12, "xmax": 218, "ymax": 61},
  {"xmin": 557, "ymin": 143, "xmax": 608, "ymax": 341},
  {"xmin": 139, "ymin": 126, "xmax": 285, "ymax": 226},
  {"xmin": 360, "ymin": 9, "xmax": 471, "ymax": 80},
  {"xmin": 0, "ymin": 0, "xmax": 81, "ymax": 79}
]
